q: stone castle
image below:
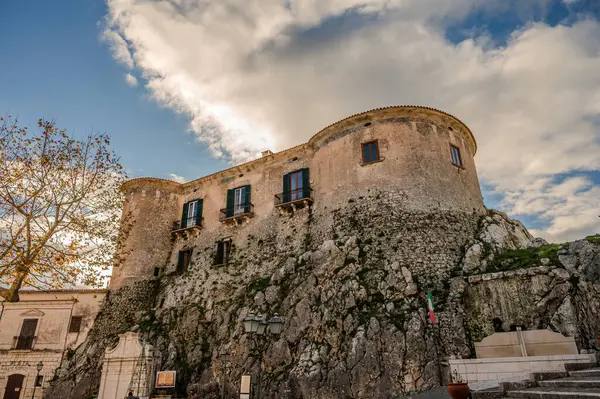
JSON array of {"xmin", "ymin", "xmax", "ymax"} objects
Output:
[
  {"xmin": 46, "ymin": 106, "xmax": 600, "ymax": 399},
  {"xmin": 112, "ymin": 105, "xmax": 483, "ymax": 289}
]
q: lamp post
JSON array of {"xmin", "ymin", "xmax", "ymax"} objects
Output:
[
  {"xmin": 219, "ymin": 352, "xmax": 231, "ymax": 399},
  {"xmin": 242, "ymin": 314, "xmax": 283, "ymax": 399},
  {"xmin": 31, "ymin": 361, "xmax": 43, "ymax": 399}
]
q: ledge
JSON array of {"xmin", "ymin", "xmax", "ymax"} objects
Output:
[{"xmin": 360, "ymin": 158, "xmax": 385, "ymax": 167}]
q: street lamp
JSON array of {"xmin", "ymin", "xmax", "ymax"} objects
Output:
[
  {"xmin": 31, "ymin": 361, "xmax": 43, "ymax": 399},
  {"xmin": 242, "ymin": 314, "xmax": 283, "ymax": 399},
  {"xmin": 219, "ymin": 352, "xmax": 231, "ymax": 399}
]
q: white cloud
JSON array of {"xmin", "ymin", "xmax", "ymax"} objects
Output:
[
  {"xmin": 166, "ymin": 173, "xmax": 186, "ymax": 184},
  {"xmin": 104, "ymin": 0, "xmax": 600, "ymax": 242},
  {"xmin": 124, "ymin": 73, "xmax": 138, "ymax": 87},
  {"xmin": 101, "ymin": 29, "xmax": 134, "ymax": 70}
]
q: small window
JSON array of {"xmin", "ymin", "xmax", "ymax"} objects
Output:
[
  {"xmin": 159, "ymin": 298, "xmax": 165, "ymax": 308},
  {"xmin": 225, "ymin": 185, "xmax": 251, "ymax": 218},
  {"xmin": 68, "ymin": 316, "xmax": 83, "ymax": 333},
  {"xmin": 153, "ymin": 267, "xmax": 161, "ymax": 277},
  {"xmin": 214, "ymin": 239, "xmax": 231, "ymax": 265},
  {"xmin": 450, "ymin": 144, "xmax": 463, "ymax": 167},
  {"xmin": 35, "ymin": 375, "xmax": 44, "ymax": 387},
  {"xmin": 361, "ymin": 140, "xmax": 380, "ymax": 164},
  {"xmin": 177, "ymin": 249, "xmax": 193, "ymax": 272},
  {"xmin": 181, "ymin": 199, "xmax": 203, "ymax": 229}
]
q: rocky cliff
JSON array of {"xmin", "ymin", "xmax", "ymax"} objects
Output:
[{"xmin": 45, "ymin": 193, "xmax": 600, "ymax": 399}]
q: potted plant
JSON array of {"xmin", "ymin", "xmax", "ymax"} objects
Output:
[{"xmin": 447, "ymin": 369, "xmax": 470, "ymax": 399}]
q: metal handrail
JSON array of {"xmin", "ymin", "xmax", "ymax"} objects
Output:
[
  {"xmin": 219, "ymin": 202, "xmax": 254, "ymax": 220},
  {"xmin": 172, "ymin": 216, "xmax": 203, "ymax": 231},
  {"xmin": 274, "ymin": 187, "xmax": 313, "ymax": 206}
]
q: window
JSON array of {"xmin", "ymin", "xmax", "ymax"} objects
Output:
[
  {"xmin": 35, "ymin": 375, "xmax": 44, "ymax": 387},
  {"xmin": 282, "ymin": 168, "xmax": 310, "ymax": 203},
  {"xmin": 214, "ymin": 239, "xmax": 231, "ymax": 265},
  {"xmin": 68, "ymin": 316, "xmax": 83, "ymax": 333},
  {"xmin": 159, "ymin": 298, "xmax": 165, "ymax": 308},
  {"xmin": 177, "ymin": 249, "xmax": 193, "ymax": 272},
  {"xmin": 225, "ymin": 185, "xmax": 251, "ymax": 218},
  {"xmin": 15, "ymin": 319, "xmax": 38, "ymax": 349},
  {"xmin": 153, "ymin": 267, "xmax": 161, "ymax": 277},
  {"xmin": 234, "ymin": 187, "xmax": 245, "ymax": 215},
  {"xmin": 181, "ymin": 199, "xmax": 203, "ymax": 229},
  {"xmin": 450, "ymin": 144, "xmax": 463, "ymax": 167},
  {"xmin": 361, "ymin": 140, "xmax": 380, "ymax": 164}
]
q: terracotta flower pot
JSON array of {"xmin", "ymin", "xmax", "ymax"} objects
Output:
[{"xmin": 447, "ymin": 382, "xmax": 470, "ymax": 399}]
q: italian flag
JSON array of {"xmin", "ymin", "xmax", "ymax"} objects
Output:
[{"xmin": 427, "ymin": 290, "xmax": 436, "ymax": 324}]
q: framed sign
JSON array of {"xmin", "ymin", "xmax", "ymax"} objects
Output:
[
  {"xmin": 240, "ymin": 375, "xmax": 251, "ymax": 399},
  {"xmin": 156, "ymin": 371, "xmax": 176, "ymax": 388}
]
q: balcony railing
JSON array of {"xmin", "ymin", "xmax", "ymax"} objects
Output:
[
  {"xmin": 219, "ymin": 202, "xmax": 254, "ymax": 223},
  {"xmin": 172, "ymin": 216, "xmax": 203, "ymax": 233},
  {"xmin": 13, "ymin": 335, "xmax": 36, "ymax": 350},
  {"xmin": 274, "ymin": 187, "xmax": 314, "ymax": 209}
]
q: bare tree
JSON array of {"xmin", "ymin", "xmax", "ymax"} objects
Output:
[{"xmin": 0, "ymin": 116, "xmax": 127, "ymax": 302}]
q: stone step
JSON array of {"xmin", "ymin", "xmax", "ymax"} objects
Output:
[
  {"xmin": 571, "ymin": 370, "xmax": 600, "ymax": 378},
  {"xmin": 539, "ymin": 377, "xmax": 600, "ymax": 389},
  {"xmin": 509, "ymin": 387, "xmax": 600, "ymax": 399},
  {"xmin": 565, "ymin": 363, "xmax": 599, "ymax": 372}
]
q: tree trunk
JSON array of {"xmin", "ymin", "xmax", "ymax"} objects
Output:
[{"xmin": 0, "ymin": 271, "xmax": 26, "ymax": 302}]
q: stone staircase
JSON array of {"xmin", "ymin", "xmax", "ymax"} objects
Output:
[{"xmin": 474, "ymin": 363, "xmax": 600, "ymax": 399}]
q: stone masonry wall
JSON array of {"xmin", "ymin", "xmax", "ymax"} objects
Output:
[
  {"xmin": 111, "ymin": 106, "xmax": 485, "ymax": 290},
  {"xmin": 44, "ymin": 281, "xmax": 158, "ymax": 399},
  {"xmin": 45, "ymin": 205, "xmax": 600, "ymax": 399}
]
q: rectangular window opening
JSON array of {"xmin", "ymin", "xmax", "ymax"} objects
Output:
[
  {"xmin": 177, "ymin": 249, "xmax": 193, "ymax": 272},
  {"xmin": 214, "ymin": 239, "xmax": 232, "ymax": 265},
  {"xmin": 361, "ymin": 140, "xmax": 380, "ymax": 164},
  {"xmin": 181, "ymin": 199, "xmax": 203, "ymax": 229},
  {"xmin": 153, "ymin": 267, "xmax": 161, "ymax": 277},
  {"xmin": 35, "ymin": 375, "xmax": 44, "ymax": 387},
  {"xmin": 68, "ymin": 316, "xmax": 83, "ymax": 333},
  {"xmin": 289, "ymin": 170, "xmax": 303, "ymax": 201},
  {"xmin": 450, "ymin": 144, "xmax": 463, "ymax": 167},
  {"xmin": 16, "ymin": 318, "xmax": 38, "ymax": 349}
]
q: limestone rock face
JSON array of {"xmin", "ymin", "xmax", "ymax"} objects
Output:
[{"xmin": 45, "ymin": 197, "xmax": 600, "ymax": 399}]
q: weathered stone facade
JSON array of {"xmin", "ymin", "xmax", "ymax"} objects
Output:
[
  {"xmin": 45, "ymin": 106, "xmax": 600, "ymax": 399},
  {"xmin": 0, "ymin": 289, "xmax": 105, "ymax": 399},
  {"xmin": 110, "ymin": 106, "xmax": 484, "ymax": 289}
]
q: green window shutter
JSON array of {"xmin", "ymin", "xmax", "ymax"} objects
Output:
[
  {"xmin": 301, "ymin": 168, "xmax": 310, "ymax": 199},
  {"xmin": 243, "ymin": 185, "xmax": 251, "ymax": 213},
  {"xmin": 226, "ymin": 189, "xmax": 235, "ymax": 217},
  {"xmin": 181, "ymin": 202, "xmax": 189, "ymax": 227},
  {"xmin": 195, "ymin": 199, "xmax": 203, "ymax": 226},
  {"xmin": 282, "ymin": 173, "xmax": 290, "ymax": 204}
]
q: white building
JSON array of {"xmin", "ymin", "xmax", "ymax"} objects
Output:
[{"xmin": 0, "ymin": 289, "xmax": 106, "ymax": 399}]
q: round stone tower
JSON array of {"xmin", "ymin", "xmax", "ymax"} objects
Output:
[
  {"xmin": 307, "ymin": 106, "xmax": 483, "ymax": 213},
  {"xmin": 110, "ymin": 178, "xmax": 181, "ymax": 289}
]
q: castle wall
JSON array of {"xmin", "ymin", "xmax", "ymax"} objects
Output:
[
  {"xmin": 111, "ymin": 106, "xmax": 485, "ymax": 290},
  {"xmin": 110, "ymin": 180, "xmax": 180, "ymax": 289}
]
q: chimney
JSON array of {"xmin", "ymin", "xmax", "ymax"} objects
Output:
[{"xmin": 261, "ymin": 150, "xmax": 273, "ymax": 157}]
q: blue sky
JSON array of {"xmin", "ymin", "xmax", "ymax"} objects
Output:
[
  {"xmin": 1, "ymin": 0, "xmax": 599, "ymax": 241},
  {"xmin": 0, "ymin": 0, "xmax": 229, "ymax": 180}
]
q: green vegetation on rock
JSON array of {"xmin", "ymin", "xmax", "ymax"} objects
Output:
[{"xmin": 487, "ymin": 243, "xmax": 565, "ymax": 272}]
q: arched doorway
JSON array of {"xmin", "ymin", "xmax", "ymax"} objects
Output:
[{"xmin": 3, "ymin": 374, "xmax": 24, "ymax": 399}]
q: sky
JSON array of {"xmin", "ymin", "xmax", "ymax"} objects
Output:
[{"xmin": 0, "ymin": 0, "xmax": 599, "ymax": 243}]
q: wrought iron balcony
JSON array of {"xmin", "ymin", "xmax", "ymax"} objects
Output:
[
  {"xmin": 171, "ymin": 216, "xmax": 203, "ymax": 237},
  {"xmin": 13, "ymin": 335, "xmax": 36, "ymax": 350},
  {"xmin": 274, "ymin": 187, "xmax": 313, "ymax": 210},
  {"xmin": 219, "ymin": 202, "xmax": 254, "ymax": 224}
]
